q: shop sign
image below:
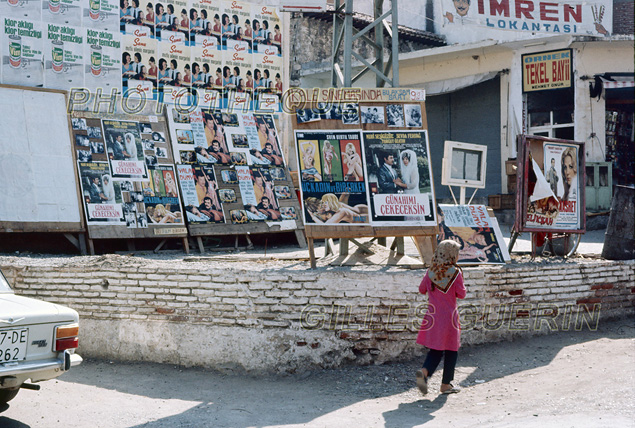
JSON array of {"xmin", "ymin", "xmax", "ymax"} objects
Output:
[{"xmin": 522, "ymin": 49, "xmax": 572, "ymax": 92}]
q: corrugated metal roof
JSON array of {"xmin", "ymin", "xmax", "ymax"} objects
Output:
[{"xmin": 302, "ymin": 11, "xmax": 446, "ymax": 46}]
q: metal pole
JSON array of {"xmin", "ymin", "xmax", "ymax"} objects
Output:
[
  {"xmin": 343, "ymin": 0, "xmax": 354, "ymax": 86},
  {"xmin": 331, "ymin": 0, "xmax": 342, "ymax": 87},
  {"xmin": 391, "ymin": 0, "xmax": 399, "ymax": 87},
  {"xmin": 374, "ymin": 0, "xmax": 384, "ymax": 87}
]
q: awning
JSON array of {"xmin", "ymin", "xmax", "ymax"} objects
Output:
[
  {"xmin": 599, "ymin": 73, "xmax": 635, "ymax": 89},
  {"xmin": 417, "ymin": 71, "xmax": 500, "ymax": 96}
]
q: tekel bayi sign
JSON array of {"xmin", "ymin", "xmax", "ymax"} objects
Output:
[{"xmin": 522, "ymin": 49, "xmax": 572, "ymax": 92}]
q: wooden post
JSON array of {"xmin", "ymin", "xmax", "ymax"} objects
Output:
[{"xmin": 308, "ymin": 238, "xmax": 316, "ymax": 269}]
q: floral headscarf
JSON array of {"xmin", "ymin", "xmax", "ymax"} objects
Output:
[{"xmin": 428, "ymin": 239, "xmax": 462, "ymax": 293}]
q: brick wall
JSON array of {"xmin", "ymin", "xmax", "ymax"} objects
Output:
[
  {"xmin": 1, "ymin": 256, "xmax": 633, "ymax": 373},
  {"xmin": 613, "ymin": 1, "xmax": 635, "ymax": 35}
]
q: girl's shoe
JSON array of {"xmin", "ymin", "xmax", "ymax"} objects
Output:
[
  {"xmin": 441, "ymin": 384, "xmax": 461, "ymax": 394},
  {"xmin": 415, "ymin": 370, "xmax": 428, "ymax": 394}
]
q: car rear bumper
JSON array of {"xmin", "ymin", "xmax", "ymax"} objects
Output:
[{"xmin": 0, "ymin": 351, "xmax": 82, "ymax": 386}]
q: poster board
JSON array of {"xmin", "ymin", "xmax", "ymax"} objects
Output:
[
  {"xmin": 69, "ymin": 100, "xmax": 188, "ymax": 242},
  {"xmin": 0, "ymin": 85, "xmax": 84, "ymax": 233},
  {"xmin": 437, "ymin": 204, "xmax": 510, "ymax": 264},
  {"xmin": 290, "ymin": 88, "xmax": 437, "ymax": 266},
  {"xmin": 165, "ymin": 105, "xmax": 303, "ymax": 239},
  {"xmin": 514, "ymin": 135, "xmax": 586, "ymax": 233}
]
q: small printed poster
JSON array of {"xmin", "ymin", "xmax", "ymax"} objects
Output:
[
  {"xmin": 83, "ymin": 0, "xmax": 119, "ymax": 33},
  {"xmin": 2, "ymin": 18, "xmax": 44, "ymax": 87},
  {"xmin": 43, "ymin": 0, "xmax": 83, "ymax": 27},
  {"xmin": 102, "ymin": 119, "xmax": 149, "ymax": 178},
  {"xmin": 44, "ymin": 23, "xmax": 84, "ymax": 89},
  {"xmin": 78, "ymin": 161, "xmax": 125, "ymax": 224},
  {"xmin": 84, "ymin": 28, "xmax": 122, "ymax": 93},
  {"xmin": 177, "ymin": 164, "xmax": 225, "ymax": 223}
]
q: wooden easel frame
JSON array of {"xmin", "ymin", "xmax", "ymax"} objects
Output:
[{"xmin": 291, "ymin": 88, "xmax": 438, "ymax": 268}]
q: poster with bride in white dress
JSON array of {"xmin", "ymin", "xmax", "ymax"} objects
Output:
[{"xmin": 362, "ymin": 130, "xmax": 437, "ymax": 227}]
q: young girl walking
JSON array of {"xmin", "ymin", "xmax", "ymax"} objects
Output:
[{"xmin": 416, "ymin": 239, "xmax": 467, "ymax": 394}]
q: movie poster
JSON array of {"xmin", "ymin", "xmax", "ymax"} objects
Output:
[
  {"xmin": 122, "ymin": 33, "xmax": 156, "ymax": 98},
  {"xmin": 235, "ymin": 165, "xmax": 281, "ymax": 223},
  {"xmin": 84, "ymin": 28, "xmax": 122, "ymax": 93},
  {"xmin": 78, "ymin": 161, "xmax": 125, "ymax": 224},
  {"xmin": 83, "ymin": 0, "xmax": 118, "ymax": 33},
  {"xmin": 525, "ymin": 142, "xmax": 581, "ymax": 230},
  {"xmin": 102, "ymin": 119, "xmax": 149, "ymax": 178},
  {"xmin": 253, "ymin": 114, "xmax": 284, "ymax": 167},
  {"xmin": 144, "ymin": 164, "xmax": 184, "ymax": 224},
  {"xmin": 438, "ymin": 204, "xmax": 510, "ymax": 264},
  {"xmin": 176, "ymin": 163, "xmax": 225, "ymax": 223},
  {"xmin": 295, "ymin": 130, "xmax": 370, "ymax": 226},
  {"xmin": 43, "ymin": 0, "xmax": 83, "ymax": 27},
  {"xmin": 362, "ymin": 130, "xmax": 436, "ymax": 226},
  {"xmin": 223, "ymin": 40, "xmax": 252, "ymax": 111},
  {"xmin": 2, "ymin": 18, "xmax": 44, "ymax": 87},
  {"xmin": 44, "ymin": 23, "xmax": 84, "ymax": 89}
]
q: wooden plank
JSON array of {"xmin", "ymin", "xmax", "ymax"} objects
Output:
[
  {"xmin": 412, "ymin": 235, "xmax": 436, "ymax": 266},
  {"xmin": 0, "ymin": 222, "xmax": 84, "ymax": 233},
  {"xmin": 304, "ymin": 225, "xmax": 437, "ymax": 239},
  {"xmin": 182, "ymin": 237, "xmax": 190, "ymax": 254},
  {"xmin": 88, "ymin": 226, "xmax": 187, "ymax": 239},
  {"xmin": 294, "ymin": 229, "xmax": 307, "ymax": 248},
  {"xmin": 188, "ymin": 221, "xmax": 303, "ymax": 236}
]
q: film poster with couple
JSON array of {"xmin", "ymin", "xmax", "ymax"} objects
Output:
[
  {"xmin": 363, "ymin": 131, "xmax": 436, "ymax": 227},
  {"xmin": 526, "ymin": 141, "xmax": 581, "ymax": 230},
  {"xmin": 295, "ymin": 130, "xmax": 371, "ymax": 226},
  {"xmin": 438, "ymin": 204, "xmax": 510, "ymax": 264}
]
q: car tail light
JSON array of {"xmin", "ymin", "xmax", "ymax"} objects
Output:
[{"xmin": 54, "ymin": 323, "xmax": 79, "ymax": 352}]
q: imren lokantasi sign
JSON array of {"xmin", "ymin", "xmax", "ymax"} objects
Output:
[{"xmin": 522, "ymin": 49, "xmax": 572, "ymax": 92}]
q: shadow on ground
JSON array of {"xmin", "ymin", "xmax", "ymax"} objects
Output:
[{"xmin": 0, "ymin": 317, "xmax": 632, "ymax": 428}]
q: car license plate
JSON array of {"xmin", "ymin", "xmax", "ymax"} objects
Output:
[{"xmin": 0, "ymin": 328, "xmax": 29, "ymax": 362}]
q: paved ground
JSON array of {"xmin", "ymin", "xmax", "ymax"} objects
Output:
[{"xmin": 1, "ymin": 317, "xmax": 633, "ymax": 428}]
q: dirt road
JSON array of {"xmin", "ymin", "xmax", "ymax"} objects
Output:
[{"xmin": 1, "ymin": 317, "xmax": 633, "ymax": 428}]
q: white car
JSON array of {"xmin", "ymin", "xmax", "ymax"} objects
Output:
[{"xmin": 0, "ymin": 269, "xmax": 82, "ymax": 406}]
